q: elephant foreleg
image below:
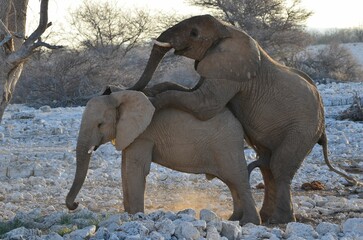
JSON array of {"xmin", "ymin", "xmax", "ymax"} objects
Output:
[
  {"xmin": 143, "ymin": 78, "xmax": 204, "ymax": 97},
  {"xmin": 122, "ymin": 139, "xmax": 154, "ymax": 214},
  {"xmin": 152, "ymin": 78, "xmax": 240, "ymax": 121}
]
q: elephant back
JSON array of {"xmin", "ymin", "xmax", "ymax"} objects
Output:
[{"xmin": 143, "ymin": 107, "xmax": 244, "ymax": 146}]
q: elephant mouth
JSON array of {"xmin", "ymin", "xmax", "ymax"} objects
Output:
[{"xmin": 174, "ymin": 46, "xmax": 190, "ymax": 55}]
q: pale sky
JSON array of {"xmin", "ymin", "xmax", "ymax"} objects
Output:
[{"xmin": 26, "ymin": 0, "xmax": 363, "ymax": 33}]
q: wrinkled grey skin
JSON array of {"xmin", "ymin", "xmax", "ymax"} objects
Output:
[
  {"xmin": 129, "ymin": 14, "xmax": 361, "ymax": 224},
  {"xmin": 66, "ymin": 90, "xmax": 261, "ymax": 225}
]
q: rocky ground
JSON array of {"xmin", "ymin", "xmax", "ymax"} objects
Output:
[{"xmin": 0, "ymin": 82, "xmax": 363, "ymax": 239}]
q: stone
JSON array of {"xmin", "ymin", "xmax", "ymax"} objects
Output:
[
  {"xmin": 91, "ymin": 226, "xmax": 110, "ymax": 240},
  {"xmin": 39, "ymin": 105, "xmax": 52, "ymax": 112},
  {"xmin": 64, "ymin": 225, "xmax": 96, "ymax": 240},
  {"xmin": 177, "ymin": 208, "xmax": 196, "ymax": 218},
  {"xmin": 285, "ymin": 222, "xmax": 319, "ymax": 240},
  {"xmin": 109, "ymin": 233, "xmax": 120, "ymax": 240},
  {"xmin": 149, "ymin": 231, "xmax": 165, "ymax": 240},
  {"xmin": 43, "ymin": 232, "xmax": 64, "ymax": 240},
  {"xmin": 221, "ymin": 221, "xmax": 241, "ymax": 240},
  {"xmin": 125, "ymin": 234, "xmax": 141, "ymax": 240},
  {"xmin": 206, "ymin": 225, "xmax": 221, "ymax": 240},
  {"xmin": 11, "ymin": 112, "xmax": 35, "ymax": 120},
  {"xmin": 155, "ymin": 218, "xmax": 175, "ymax": 239},
  {"xmin": 316, "ymin": 222, "xmax": 340, "ymax": 236},
  {"xmin": 3, "ymin": 227, "xmax": 41, "ymax": 240},
  {"xmin": 51, "ymin": 127, "xmax": 64, "ymax": 135},
  {"xmin": 174, "ymin": 221, "xmax": 200, "ymax": 240},
  {"xmin": 98, "ymin": 213, "xmax": 128, "ymax": 228},
  {"xmin": 200, "ymin": 209, "xmax": 219, "ymax": 222},
  {"xmin": 240, "ymin": 224, "xmax": 272, "ymax": 239},
  {"xmin": 119, "ymin": 221, "xmax": 149, "ymax": 238},
  {"xmin": 312, "ymin": 181, "xmax": 326, "ymax": 190},
  {"xmin": 343, "ymin": 218, "xmax": 363, "ymax": 235},
  {"xmin": 320, "ymin": 232, "xmax": 339, "ymax": 240}
]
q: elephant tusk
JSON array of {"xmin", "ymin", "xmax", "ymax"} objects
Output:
[
  {"xmin": 153, "ymin": 39, "xmax": 172, "ymax": 48},
  {"xmin": 111, "ymin": 139, "xmax": 116, "ymax": 146},
  {"xmin": 88, "ymin": 146, "xmax": 95, "ymax": 154}
]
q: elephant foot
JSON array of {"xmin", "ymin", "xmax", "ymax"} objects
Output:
[
  {"xmin": 259, "ymin": 208, "xmax": 273, "ymax": 223},
  {"xmin": 239, "ymin": 213, "xmax": 261, "ymax": 226},
  {"xmin": 267, "ymin": 212, "xmax": 296, "ymax": 224},
  {"xmin": 228, "ymin": 212, "xmax": 243, "ymax": 221},
  {"xmin": 229, "ymin": 212, "xmax": 261, "ymax": 226}
]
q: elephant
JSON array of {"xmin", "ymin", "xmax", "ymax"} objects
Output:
[
  {"xmin": 128, "ymin": 14, "xmax": 362, "ymax": 223},
  {"xmin": 65, "ymin": 90, "xmax": 261, "ymax": 225}
]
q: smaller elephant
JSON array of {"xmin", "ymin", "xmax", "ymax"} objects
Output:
[{"xmin": 66, "ymin": 90, "xmax": 261, "ymax": 225}]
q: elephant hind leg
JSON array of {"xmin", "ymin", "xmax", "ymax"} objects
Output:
[
  {"xmin": 227, "ymin": 180, "xmax": 261, "ymax": 225},
  {"xmin": 259, "ymin": 166, "xmax": 277, "ymax": 223},
  {"xmin": 268, "ymin": 137, "xmax": 311, "ymax": 224},
  {"xmin": 217, "ymin": 164, "xmax": 261, "ymax": 225}
]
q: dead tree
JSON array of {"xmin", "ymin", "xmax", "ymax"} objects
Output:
[{"xmin": 0, "ymin": 0, "xmax": 61, "ymax": 122}]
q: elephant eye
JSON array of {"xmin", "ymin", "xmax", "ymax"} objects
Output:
[
  {"xmin": 190, "ymin": 28, "xmax": 198, "ymax": 38},
  {"xmin": 97, "ymin": 123, "xmax": 102, "ymax": 128}
]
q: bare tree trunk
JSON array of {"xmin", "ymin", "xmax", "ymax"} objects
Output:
[{"xmin": 0, "ymin": 0, "xmax": 61, "ymax": 122}]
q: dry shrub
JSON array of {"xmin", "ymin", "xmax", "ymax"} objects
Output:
[
  {"xmin": 294, "ymin": 43, "xmax": 363, "ymax": 82},
  {"xmin": 337, "ymin": 94, "xmax": 363, "ymax": 121},
  {"xmin": 12, "ymin": 46, "xmax": 199, "ymax": 108}
]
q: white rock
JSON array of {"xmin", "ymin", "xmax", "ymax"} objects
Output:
[
  {"xmin": 0, "ymin": 132, "xmax": 4, "ymax": 141},
  {"xmin": 8, "ymin": 192, "xmax": 23, "ymax": 202},
  {"xmin": 92, "ymin": 226, "xmax": 109, "ymax": 240},
  {"xmin": 301, "ymin": 201, "xmax": 315, "ymax": 208},
  {"xmin": 124, "ymin": 234, "xmax": 141, "ymax": 240},
  {"xmin": 192, "ymin": 219, "xmax": 207, "ymax": 230},
  {"xmin": 206, "ymin": 225, "xmax": 221, "ymax": 240},
  {"xmin": 285, "ymin": 222, "xmax": 319, "ymax": 240},
  {"xmin": 149, "ymin": 231, "xmax": 165, "ymax": 240},
  {"xmin": 316, "ymin": 222, "xmax": 340, "ymax": 236},
  {"xmin": 11, "ymin": 112, "xmax": 35, "ymax": 119},
  {"xmin": 119, "ymin": 221, "xmax": 149, "ymax": 238},
  {"xmin": 43, "ymin": 232, "xmax": 64, "ymax": 240},
  {"xmin": 3, "ymin": 227, "xmax": 41, "ymax": 239},
  {"xmin": 343, "ymin": 218, "xmax": 363, "ymax": 235},
  {"xmin": 39, "ymin": 105, "xmax": 52, "ymax": 112},
  {"xmin": 221, "ymin": 221, "xmax": 241, "ymax": 240},
  {"xmin": 320, "ymin": 232, "xmax": 339, "ymax": 240},
  {"xmin": 200, "ymin": 209, "xmax": 219, "ymax": 222},
  {"xmin": 174, "ymin": 221, "xmax": 200, "ymax": 240},
  {"xmin": 155, "ymin": 218, "xmax": 175, "ymax": 239},
  {"xmin": 241, "ymin": 223, "xmax": 275, "ymax": 239}
]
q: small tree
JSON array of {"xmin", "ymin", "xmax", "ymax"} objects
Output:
[
  {"xmin": 69, "ymin": 0, "xmax": 152, "ymax": 58},
  {"xmin": 0, "ymin": 0, "xmax": 61, "ymax": 122},
  {"xmin": 189, "ymin": 0, "xmax": 312, "ymax": 61}
]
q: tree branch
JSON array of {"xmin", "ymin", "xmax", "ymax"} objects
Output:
[
  {"xmin": 6, "ymin": 0, "xmax": 63, "ymax": 65},
  {"xmin": 34, "ymin": 39, "xmax": 63, "ymax": 49},
  {"xmin": 24, "ymin": 0, "xmax": 49, "ymax": 47},
  {"xmin": 0, "ymin": 19, "xmax": 12, "ymax": 46}
]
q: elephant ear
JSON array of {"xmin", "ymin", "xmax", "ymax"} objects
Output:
[
  {"xmin": 111, "ymin": 91, "xmax": 155, "ymax": 150},
  {"xmin": 197, "ymin": 32, "xmax": 261, "ymax": 81},
  {"xmin": 209, "ymin": 15, "xmax": 231, "ymax": 39}
]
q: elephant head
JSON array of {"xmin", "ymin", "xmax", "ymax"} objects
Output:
[
  {"xmin": 129, "ymin": 14, "xmax": 232, "ymax": 90},
  {"xmin": 66, "ymin": 91, "xmax": 155, "ymax": 210}
]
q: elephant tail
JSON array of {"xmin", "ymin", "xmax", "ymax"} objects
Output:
[
  {"xmin": 318, "ymin": 132, "xmax": 362, "ymax": 186},
  {"xmin": 247, "ymin": 160, "xmax": 260, "ymax": 181}
]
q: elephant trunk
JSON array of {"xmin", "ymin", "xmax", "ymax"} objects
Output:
[
  {"xmin": 128, "ymin": 34, "xmax": 172, "ymax": 90},
  {"xmin": 66, "ymin": 141, "xmax": 92, "ymax": 210}
]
